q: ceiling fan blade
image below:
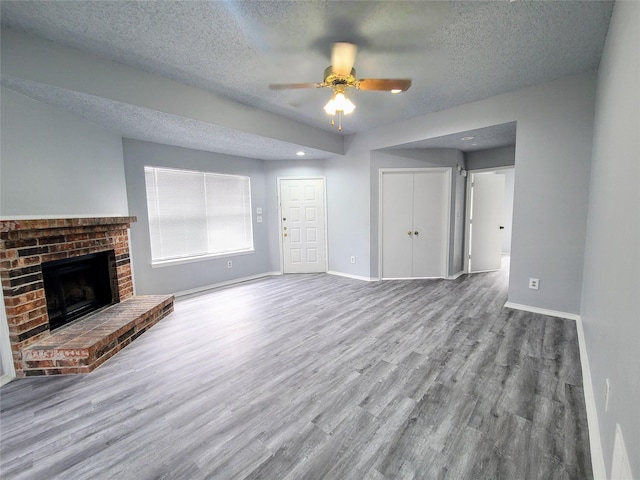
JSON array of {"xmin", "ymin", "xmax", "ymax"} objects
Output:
[
  {"xmin": 269, "ymin": 83, "xmax": 324, "ymax": 90},
  {"xmin": 357, "ymin": 78, "xmax": 412, "ymax": 91},
  {"xmin": 331, "ymin": 42, "xmax": 358, "ymax": 76}
]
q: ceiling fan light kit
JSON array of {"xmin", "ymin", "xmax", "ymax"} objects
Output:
[
  {"xmin": 323, "ymin": 87, "xmax": 356, "ymax": 131},
  {"xmin": 269, "ymin": 42, "xmax": 411, "ymax": 131},
  {"xmin": 323, "ymin": 91, "xmax": 355, "ymax": 116}
]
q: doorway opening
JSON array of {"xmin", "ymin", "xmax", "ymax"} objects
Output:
[{"xmin": 464, "ymin": 167, "xmax": 515, "ymax": 275}]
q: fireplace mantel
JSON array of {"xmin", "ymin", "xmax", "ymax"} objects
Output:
[{"xmin": 1, "ymin": 216, "xmax": 137, "ymax": 376}]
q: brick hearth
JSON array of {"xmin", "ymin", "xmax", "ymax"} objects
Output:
[
  {"xmin": 0, "ymin": 217, "xmax": 174, "ymax": 377},
  {"xmin": 22, "ymin": 295, "xmax": 174, "ymax": 375}
]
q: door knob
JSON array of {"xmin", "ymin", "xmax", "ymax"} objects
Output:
[
  {"xmin": 408, "ymin": 231, "xmax": 413, "ymax": 236},
  {"xmin": 414, "ymin": 231, "xmax": 419, "ymax": 236},
  {"xmin": 283, "ymin": 233, "xmax": 287, "ymax": 237}
]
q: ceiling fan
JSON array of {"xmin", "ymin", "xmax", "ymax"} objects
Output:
[{"xmin": 269, "ymin": 42, "xmax": 412, "ymax": 130}]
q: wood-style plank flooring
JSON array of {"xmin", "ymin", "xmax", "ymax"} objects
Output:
[{"xmin": 0, "ymin": 260, "xmax": 592, "ymax": 479}]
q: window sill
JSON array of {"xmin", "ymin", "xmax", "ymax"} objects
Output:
[{"xmin": 151, "ymin": 249, "xmax": 254, "ymax": 268}]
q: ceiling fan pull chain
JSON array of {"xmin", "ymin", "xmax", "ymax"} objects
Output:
[{"xmin": 338, "ymin": 111, "xmax": 343, "ymax": 131}]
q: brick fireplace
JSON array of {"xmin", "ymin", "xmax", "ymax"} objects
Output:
[{"xmin": 0, "ymin": 217, "xmax": 173, "ymax": 377}]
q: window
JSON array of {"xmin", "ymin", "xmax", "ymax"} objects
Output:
[{"xmin": 144, "ymin": 166, "xmax": 253, "ymax": 263}]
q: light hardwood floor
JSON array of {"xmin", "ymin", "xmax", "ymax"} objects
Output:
[{"xmin": 0, "ymin": 261, "xmax": 592, "ymax": 479}]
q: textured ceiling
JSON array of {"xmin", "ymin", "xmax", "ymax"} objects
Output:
[
  {"xmin": 0, "ymin": 0, "xmax": 614, "ymax": 158},
  {"xmin": 389, "ymin": 122, "xmax": 518, "ymax": 153},
  {"xmin": 1, "ymin": 75, "xmax": 332, "ymax": 161}
]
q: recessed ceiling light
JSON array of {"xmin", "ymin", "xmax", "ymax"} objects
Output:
[
  {"xmin": 461, "ymin": 136, "xmax": 475, "ymax": 141},
  {"xmin": 390, "ymin": 89, "xmax": 402, "ymax": 94},
  {"xmin": 296, "ymin": 151, "xmax": 306, "ymax": 156}
]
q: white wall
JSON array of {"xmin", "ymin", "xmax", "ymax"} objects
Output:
[
  {"xmin": 581, "ymin": 1, "xmax": 640, "ymax": 478},
  {"xmin": 122, "ymin": 139, "xmax": 273, "ymax": 295},
  {"xmin": 0, "ymin": 87, "xmax": 128, "ymax": 217}
]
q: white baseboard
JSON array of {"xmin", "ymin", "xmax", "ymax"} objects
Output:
[
  {"xmin": 576, "ymin": 317, "xmax": 607, "ymax": 480},
  {"xmin": 174, "ymin": 271, "xmax": 281, "ymax": 298},
  {"xmin": 503, "ymin": 301, "xmax": 581, "ymax": 321},
  {"xmin": 611, "ymin": 424, "xmax": 632, "ymax": 480},
  {"xmin": 447, "ymin": 271, "xmax": 466, "ymax": 280},
  {"xmin": 327, "ymin": 270, "xmax": 377, "ymax": 282},
  {"xmin": 0, "ymin": 373, "xmax": 16, "ymax": 387}
]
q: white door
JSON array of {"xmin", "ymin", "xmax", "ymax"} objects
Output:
[
  {"xmin": 280, "ymin": 178, "xmax": 327, "ymax": 274},
  {"xmin": 469, "ymin": 173, "xmax": 505, "ymax": 272},
  {"xmin": 412, "ymin": 171, "xmax": 448, "ymax": 277},
  {"xmin": 382, "ymin": 173, "xmax": 414, "ymax": 278},
  {"xmin": 381, "ymin": 170, "xmax": 450, "ymax": 279}
]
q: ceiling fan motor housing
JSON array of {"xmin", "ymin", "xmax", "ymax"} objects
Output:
[{"xmin": 323, "ymin": 66, "xmax": 358, "ymax": 89}]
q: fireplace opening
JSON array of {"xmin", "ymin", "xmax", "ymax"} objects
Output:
[{"xmin": 42, "ymin": 252, "xmax": 115, "ymax": 330}]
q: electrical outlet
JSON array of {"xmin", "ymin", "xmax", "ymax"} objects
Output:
[
  {"xmin": 227, "ymin": 260, "xmax": 233, "ymax": 269},
  {"xmin": 529, "ymin": 278, "xmax": 539, "ymax": 290},
  {"xmin": 350, "ymin": 256, "xmax": 356, "ymax": 264},
  {"xmin": 605, "ymin": 378, "xmax": 611, "ymax": 412}
]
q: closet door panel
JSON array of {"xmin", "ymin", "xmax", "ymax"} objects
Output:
[
  {"xmin": 412, "ymin": 171, "xmax": 447, "ymax": 277},
  {"xmin": 382, "ymin": 172, "xmax": 414, "ymax": 278}
]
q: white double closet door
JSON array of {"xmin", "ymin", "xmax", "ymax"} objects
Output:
[{"xmin": 381, "ymin": 169, "xmax": 450, "ymax": 279}]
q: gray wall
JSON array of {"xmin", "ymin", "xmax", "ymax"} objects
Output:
[
  {"xmin": 581, "ymin": 1, "xmax": 639, "ymax": 477},
  {"xmin": 465, "ymin": 145, "xmax": 515, "ymax": 171},
  {"xmin": 0, "ymin": 87, "xmax": 128, "ymax": 217},
  {"xmin": 122, "ymin": 139, "xmax": 272, "ymax": 295},
  {"xmin": 325, "ymin": 145, "xmax": 371, "ymax": 277},
  {"xmin": 327, "ymin": 72, "xmax": 596, "ymax": 315}
]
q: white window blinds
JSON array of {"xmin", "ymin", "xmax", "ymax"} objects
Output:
[{"xmin": 144, "ymin": 166, "xmax": 253, "ymax": 262}]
